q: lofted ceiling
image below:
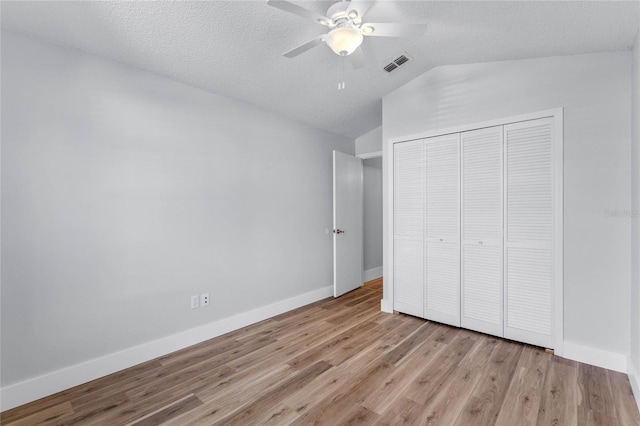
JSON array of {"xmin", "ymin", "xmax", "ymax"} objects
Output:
[{"xmin": 2, "ymin": 1, "xmax": 639, "ymax": 139}]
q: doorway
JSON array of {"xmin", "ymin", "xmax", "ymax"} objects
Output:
[
  {"xmin": 332, "ymin": 150, "xmax": 383, "ymax": 297},
  {"xmin": 361, "ymin": 156, "xmax": 383, "ymax": 287}
]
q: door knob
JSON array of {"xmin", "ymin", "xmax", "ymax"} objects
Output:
[{"xmin": 334, "ymin": 229, "xmax": 345, "ymax": 234}]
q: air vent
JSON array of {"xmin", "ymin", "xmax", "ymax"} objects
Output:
[
  {"xmin": 382, "ymin": 53, "xmax": 412, "ymax": 73},
  {"xmin": 383, "ymin": 63, "xmax": 398, "ymax": 73},
  {"xmin": 394, "ymin": 55, "xmax": 409, "ymax": 66}
]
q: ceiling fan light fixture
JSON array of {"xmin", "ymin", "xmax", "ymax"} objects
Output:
[{"xmin": 326, "ymin": 26, "xmax": 363, "ymax": 56}]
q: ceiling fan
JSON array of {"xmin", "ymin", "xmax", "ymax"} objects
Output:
[{"xmin": 267, "ymin": 0, "xmax": 427, "ymax": 66}]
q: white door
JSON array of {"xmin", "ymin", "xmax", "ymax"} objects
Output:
[
  {"xmin": 393, "ymin": 141, "xmax": 424, "ymax": 317},
  {"xmin": 424, "ymin": 134, "xmax": 461, "ymax": 326},
  {"xmin": 333, "ymin": 151, "xmax": 363, "ymax": 297},
  {"xmin": 504, "ymin": 118, "xmax": 555, "ymax": 348},
  {"xmin": 461, "ymin": 126, "xmax": 504, "ymax": 337}
]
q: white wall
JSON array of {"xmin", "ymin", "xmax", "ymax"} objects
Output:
[
  {"xmin": 1, "ymin": 31, "xmax": 353, "ymax": 401},
  {"xmin": 355, "ymin": 126, "xmax": 382, "ymax": 156},
  {"xmin": 630, "ymin": 25, "xmax": 640, "ymax": 404},
  {"xmin": 383, "ymin": 52, "xmax": 632, "ymax": 358},
  {"xmin": 363, "ymin": 157, "xmax": 382, "ymax": 278}
]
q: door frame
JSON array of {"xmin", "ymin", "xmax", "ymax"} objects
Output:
[
  {"xmin": 357, "ymin": 151, "xmax": 384, "ymax": 285},
  {"xmin": 384, "ymin": 108, "xmax": 564, "ymax": 355},
  {"xmin": 357, "ymin": 151, "xmax": 383, "ymax": 160}
]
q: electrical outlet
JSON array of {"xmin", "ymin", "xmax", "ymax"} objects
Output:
[
  {"xmin": 201, "ymin": 293, "xmax": 210, "ymax": 307},
  {"xmin": 191, "ymin": 295, "xmax": 200, "ymax": 309}
]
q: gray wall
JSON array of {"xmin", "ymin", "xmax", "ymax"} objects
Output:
[
  {"xmin": 382, "ymin": 52, "xmax": 632, "ymax": 355},
  {"xmin": 363, "ymin": 157, "xmax": 382, "ymax": 273},
  {"xmin": 1, "ymin": 31, "xmax": 353, "ymax": 387},
  {"xmin": 355, "ymin": 126, "xmax": 382, "ymax": 156},
  {"xmin": 631, "ymin": 27, "xmax": 640, "ymax": 388}
]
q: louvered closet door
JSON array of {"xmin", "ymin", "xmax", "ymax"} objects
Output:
[
  {"xmin": 393, "ymin": 140, "xmax": 424, "ymax": 317},
  {"xmin": 461, "ymin": 126, "xmax": 504, "ymax": 337},
  {"xmin": 504, "ymin": 118, "xmax": 554, "ymax": 348},
  {"xmin": 424, "ymin": 134, "xmax": 460, "ymax": 326}
]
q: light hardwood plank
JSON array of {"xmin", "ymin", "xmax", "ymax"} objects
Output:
[
  {"xmin": 362, "ymin": 335, "xmax": 448, "ymax": 415},
  {"xmin": 403, "ymin": 332, "xmax": 475, "ymax": 406},
  {"xmin": 3, "ymin": 284, "xmax": 638, "ymax": 426},
  {"xmin": 607, "ymin": 369, "xmax": 640, "ymax": 425},
  {"xmin": 420, "ymin": 333, "xmax": 500, "ymax": 425},
  {"xmin": 363, "ymin": 277, "xmax": 383, "ymax": 290},
  {"xmin": 255, "ymin": 402, "xmax": 300, "ymax": 425},
  {"xmin": 373, "ymin": 396, "xmax": 429, "ymax": 425},
  {"xmin": 212, "ymin": 361, "xmax": 333, "ymax": 425},
  {"xmin": 126, "ymin": 393, "xmax": 202, "ymax": 426},
  {"xmin": 454, "ymin": 339, "xmax": 523, "ymax": 425},
  {"xmin": 495, "ymin": 365, "xmax": 546, "ymax": 426},
  {"xmin": 577, "ymin": 363, "xmax": 617, "ymax": 426},
  {"xmin": 536, "ymin": 357, "xmax": 579, "ymax": 426},
  {"xmin": 3, "ymin": 402, "xmax": 73, "ymax": 426}
]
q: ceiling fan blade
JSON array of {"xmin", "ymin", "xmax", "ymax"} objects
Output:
[
  {"xmin": 267, "ymin": 0, "xmax": 332, "ymax": 26},
  {"xmin": 361, "ymin": 23, "xmax": 428, "ymax": 38},
  {"xmin": 348, "ymin": 47, "xmax": 367, "ymax": 70},
  {"xmin": 347, "ymin": 0, "xmax": 374, "ymax": 20},
  {"xmin": 283, "ymin": 35, "xmax": 326, "ymax": 58}
]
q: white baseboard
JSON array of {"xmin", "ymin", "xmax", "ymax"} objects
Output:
[
  {"xmin": 380, "ymin": 299, "xmax": 393, "ymax": 313},
  {"xmin": 562, "ymin": 341, "xmax": 627, "ymax": 373},
  {"xmin": 363, "ymin": 266, "xmax": 383, "ymax": 283},
  {"xmin": 0, "ymin": 285, "xmax": 333, "ymax": 412},
  {"xmin": 628, "ymin": 357, "xmax": 640, "ymax": 412}
]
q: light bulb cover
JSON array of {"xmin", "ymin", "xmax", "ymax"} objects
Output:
[{"xmin": 325, "ymin": 27, "xmax": 364, "ymax": 56}]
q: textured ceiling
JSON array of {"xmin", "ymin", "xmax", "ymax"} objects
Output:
[{"xmin": 2, "ymin": 1, "xmax": 639, "ymax": 139}]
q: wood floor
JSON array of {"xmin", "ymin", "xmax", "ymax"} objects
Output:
[{"xmin": 3, "ymin": 280, "xmax": 639, "ymax": 425}]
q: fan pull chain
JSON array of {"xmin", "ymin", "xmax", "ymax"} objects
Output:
[{"xmin": 338, "ymin": 56, "xmax": 346, "ymax": 90}]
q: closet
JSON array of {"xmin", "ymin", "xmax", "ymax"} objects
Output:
[{"xmin": 392, "ymin": 114, "xmax": 560, "ymax": 349}]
